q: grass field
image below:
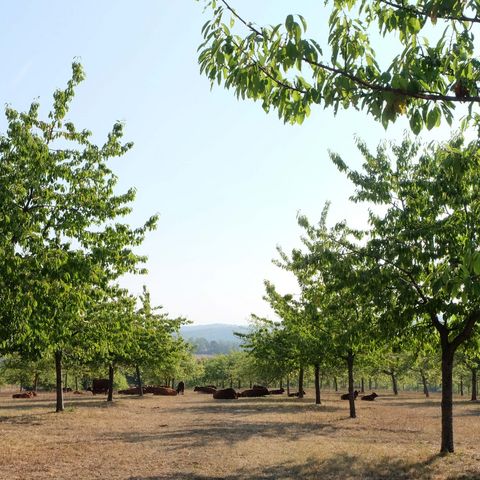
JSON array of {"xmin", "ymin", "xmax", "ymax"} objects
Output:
[{"xmin": 0, "ymin": 388, "xmax": 479, "ymax": 479}]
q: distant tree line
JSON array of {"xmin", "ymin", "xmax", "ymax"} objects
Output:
[{"xmin": 188, "ymin": 337, "xmax": 240, "ymax": 355}]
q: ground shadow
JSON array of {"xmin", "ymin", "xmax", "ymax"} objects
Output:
[
  {"xmin": 104, "ymin": 418, "xmax": 338, "ymax": 451},
  {"xmin": 159, "ymin": 397, "xmax": 339, "ymax": 417},
  {"xmin": 127, "ymin": 452, "xmax": 477, "ymax": 480}
]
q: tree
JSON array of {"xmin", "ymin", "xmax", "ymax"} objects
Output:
[
  {"xmin": 331, "ymin": 134, "xmax": 480, "ymax": 452},
  {"xmin": 0, "ymin": 63, "xmax": 158, "ymax": 412},
  {"xmin": 198, "ymin": 0, "xmax": 480, "ymax": 131}
]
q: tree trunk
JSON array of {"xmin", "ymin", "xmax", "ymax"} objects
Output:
[
  {"xmin": 368, "ymin": 377, "xmax": 372, "ymax": 390},
  {"xmin": 391, "ymin": 371, "xmax": 398, "ymax": 395},
  {"xmin": 361, "ymin": 377, "xmax": 365, "ymax": 393},
  {"xmin": 333, "ymin": 376, "xmax": 338, "ymax": 392},
  {"xmin": 286, "ymin": 375, "xmax": 290, "ymax": 395},
  {"xmin": 136, "ymin": 365, "xmax": 144, "ymax": 397},
  {"xmin": 298, "ymin": 367, "xmax": 304, "ymax": 399},
  {"xmin": 107, "ymin": 364, "xmax": 114, "ymax": 402},
  {"xmin": 249, "ymin": 380, "xmax": 252, "ymax": 388},
  {"xmin": 421, "ymin": 372, "xmax": 430, "ymax": 398},
  {"xmin": 279, "ymin": 378, "xmax": 283, "ymax": 389},
  {"xmin": 314, "ymin": 364, "xmax": 321, "ymax": 405},
  {"xmin": 346, "ymin": 352, "xmax": 356, "ymax": 419},
  {"xmin": 33, "ymin": 373, "xmax": 39, "ymax": 393},
  {"xmin": 64, "ymin": 372, "xmax": 68, "ymax": 390},
  {"xmin": 55, "ymin": 350, "xmax": 64, "ymax": 412},
  {"xmin": 172, "ymin": 378, "xmax": 175, "ymax": 389},
  {"xmin": 440, "ymin": 345, "xmax": 455, "ymax": 453},
  {"xmin": 471, "ymin": 368, "xmax": 478, "ymax": 402},
  {"xmin": 460, "ymin": 377, "xmax": 464, "ymax": 396},
  {"xmin": 75, "ymin": 376, "xmax": 78, "ymax": 392}
]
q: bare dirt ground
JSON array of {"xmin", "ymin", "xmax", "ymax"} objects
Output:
[{"xmin": 0, "ymin": 388, "xmax": 479, "ymax": 480}]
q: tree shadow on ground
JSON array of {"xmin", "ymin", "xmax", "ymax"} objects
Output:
[
  {"xmin": 159, "ymin": 398, "xmax": 339, "ymax": 417},
  {"xmin": 105, "ymin": 418, "xmax": 338, "ymax": 451},
  {"xmin": 127, "ymin": 453, "xmax": 478, "ymax": 480}
]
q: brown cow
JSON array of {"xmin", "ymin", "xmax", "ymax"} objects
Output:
[
  {"xmin": 12, "ymin": 392, "xmax": 34, "ymax": 399},
  {"xmin": 340, "ymin": 390, "xmax": 359, "ymax": 400},
  {"xmin": 288, "ymin": 390, "xmax": 306, "ymax": 397},
  {"xmin": 176, "ymin": 381, "xmax": 185, "ymax": 395},
  {"xmin": 268, "ymin": 388, "xmax": 285, "ymax": 395},
  {"xmin": 119, "ymin": 387, "xmax": 143, "ymax": 395},
  {"xmin": 89, "ymin": 379, "xmax": 109, "ymax": 395},
  {"xmin": 361, "ymin": 392, "xmax": 378, "ymax": 401},
  {"xmin": 152, "ymin": 387, "xmax": 177, "ymax": 396},
  {"xmin": 213, "ymin": 388, "xmax": 238, "ymax": 399},
  {"xmin": 238, "ymin": 388, "xmax": 268, "ymax": 398},
  {"xmin": 194, "ymin": 386, "xmax": 217, "ymax": 394}
]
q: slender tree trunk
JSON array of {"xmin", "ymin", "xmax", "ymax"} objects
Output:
[
  {"xmin": 368, "ymin": 377, "xmax": 372, "ymax": 390},
  {"xmin": 249, "ymin": 380, "xmax": 252, "ymax": 388},
  {"xmin": 360, "ymin": 377, "xmax": 365, "ymax": 393},
  {"xmin": 172, "ymin": 378, "xmax": 175, "ymax": 389},
  {"xmin": 298, "ymin": 367, "xmax": 304, "ymax": 399},
  {"xmin": 279, "ymin": 378, "xmax": 283, "ymax": 389},
  {"xmin": 55, "ymin": 350, "xmax": 64, "ymax": 412},
  {"xmin": 346, "ymin": 352, "xmax": 356, "ymax": 419},
  {"xmin": 107, "ymin": 364, "xmax": 114, "ymax": 402},
  {"xmin": 64, "ymin": 372, "xmax": 68, "ymax": 390},
  {"xmin": 440, "ymin": 345, "xmax": 455, "ymax": 453},
  {"xmin": 33, "ymin": 373, "xmax": 39, "ymax": 393},
  {"xmin": 471, "ymin": 368, "xmax": 478, "ymax": 401},
  {"xmin": 314, "ymin": 364, "xmax": 321, "ymax": 405},
  {"xmin": 421, "ymin": 372, "xmax": 430, "ymax": 398},
  {"xmin": 136, "ymin": 365, "xmax": 144, "ymax": 397},
  {"xmin": 333, "ymin": 376, "xmax": 338, "ymax": 392},
  {"xmin": 460, "ymin": 377, "xmax": 464, "ymax": 396},
  {"xmin": 391, "ymin": 371, "xmax": 398, "ymax": 395},
  {"xmin": 75, "ymin": 376, "xmax": 78, "ymax": 392},
  {"xmin": 286, "ymin": 375, "xmax": 290, "ymax": 395}
]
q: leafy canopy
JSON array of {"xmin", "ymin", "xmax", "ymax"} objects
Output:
[{"xmin": 198, "ymin": 0, "xmax": 480, "ymax": 131}]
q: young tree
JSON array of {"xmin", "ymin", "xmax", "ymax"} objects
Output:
[
  {"xmin": 331, "ymin": 134, "xmax": 480, "ymax": 452},
  {"xmin": 0, "ymin": 63, "xmax": 158, "ymax": 412},
  {"xmin": 198, "ymin": 1, "xmax": 480, "ymax": 131}
]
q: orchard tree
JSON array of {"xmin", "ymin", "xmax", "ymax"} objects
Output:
[
  {"xmin": 331, "ymin": 134, "xmax": 480, "ymax": 452},
  {"xmin": 128, "ymin": 286, "xmax": 189, "ymax": 395},
  {"xmin": 198, "ymin": 1, "xmax": 480, "ymax": 131},
  {"xmin": 0, "ymin": 64, "xmax": 158, "ymax": 412}
]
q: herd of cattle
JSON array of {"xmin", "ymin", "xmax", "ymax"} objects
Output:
[
  {"xmin": 193, "ymin": 385, "xmax": 379, "ymax": 401},
  {"xmin": 11, "ymin": 380, "xmax": 379, "ymax": 401}
]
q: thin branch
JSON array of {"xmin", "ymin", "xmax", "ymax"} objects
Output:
[
  {"xmin": 221, "ymin": 0, "xmax": 480, "ymax": 104},
  {"xmin": 378, "ymin": 0, "xmax": 480, "ymax": 24}
]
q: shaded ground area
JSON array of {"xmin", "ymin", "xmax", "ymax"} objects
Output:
[{"xmin": 0, "ymin": 389, "xmax": 479, "ymax": 479}]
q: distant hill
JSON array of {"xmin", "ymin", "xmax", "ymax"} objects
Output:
[
  {"xmin": 180, "ymin": 323, "xmax": 249, "ymax": 343},
  {"xmin": 180, "ymin": 323, "xmax": 249, "ymax": 355}
]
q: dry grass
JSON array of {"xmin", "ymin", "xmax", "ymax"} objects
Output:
[{"xmin": 0, "ymin": 388, "xmax": 479, "ymax": 479}]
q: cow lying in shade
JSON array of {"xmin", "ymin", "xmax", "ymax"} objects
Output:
[
  {"xmin": 361, "ymin": 392, "xmax": 378, "ymax": 401},
  {"xmin": 213, "ymin": 388, "xmax": 238, "ymax": 399},
  {"xmin": 268, "ymin": 388, "xmax": 285, "ymax": 395},
  {"xmin": 238, "ymin": 388, "xmax": 268, "ymax": 398},
  {"xmin": 88, "ymin": 379, "xmax": 109, "ymax": 395},
  {"xmin": 152, "ymin": 387, "xmax": 177, "ymax": 396},
  {"xmin": 119, "ymin": 387, "xmax": 143, "ymax": 395},
  {"xmin": 12, "ymin": 392, "xmax": 36, "ymax": 399},
  {"xmin": 288, "ymin": 390, "xmax": 306, "ymax": 397},
  {"xmin": 340, "ymin": 390, "xmax": 359, "ymax": 400},
  {"xmin": 194, "ymin": 386, "xmax": 217, "ymax": 394}
]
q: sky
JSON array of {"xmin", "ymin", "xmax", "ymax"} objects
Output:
[{"xmin": 0, "ymin": 1, "xmax": 463, "ymax": 326}]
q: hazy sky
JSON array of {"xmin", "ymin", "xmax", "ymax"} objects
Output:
[{"xmin": 1, "ymin": 1, "xmax": 460, "ymax": 325}]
